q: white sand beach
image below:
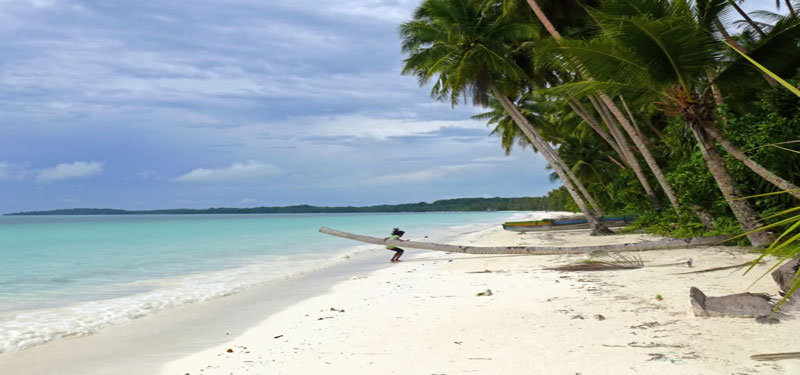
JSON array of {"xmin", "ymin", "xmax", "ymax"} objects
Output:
[{"xmin": 158, "ymin": 223, "xmax": 799, "ymax": 375}]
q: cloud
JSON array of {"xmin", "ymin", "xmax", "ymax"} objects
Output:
[
  {"xmin": 0, "ymin": 162, "xmax": 32, "ymax": 180},
  {"xmin": 173, "ymin": 160, "xmax": 280, "ymax": 182},
  {"xmin": 371, "ymin": 164, "xmax": 481, "ymax": 184},
  {"xmin": 36, "ymin": 161, "xmax": 104, "ymax": 182}
]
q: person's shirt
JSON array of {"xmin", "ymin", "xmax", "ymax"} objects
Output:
[{"xmin": 386, "ymin": 234, "xmax": 400, "ymax": 249}]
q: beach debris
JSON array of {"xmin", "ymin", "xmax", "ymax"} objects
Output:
[
  {"xmin": 628, "ymin": 342, "xmax": 685, "ymax": 348},
  {"xmin": 772, "ymin": 257, "xmax": 800, "ymax": 311},
  {"xmin": 655, "ymin": 295, "xmax": 663, "ymax": 301},
  {"xmin": 547, "ymin": 253, "xmax": 644, "ymax": 272},
  {"xmin": 466, "ymin": 269, "xmax": 504, "ymax": 274},
  {"xmin": 274, "ymin": 335, "xmax": 284, "ymax": 339},
  {"xmin": 650, "ymin": 259, "xmax": 693, "ymax": 268},
  {"xmin": 571, "ymin": 314, "xmax": 585, "ymax": 320},
  {"xmin": 689, "ymin": 287, "xmax": 775, "ymax": 318},
  {"xmin": 675, "ymin": 261, "xmax": 762, "ymax": 275},
  {"xmin": 476, "ymin": 289, "xmax": 493, "ymax": 296},
  {"xmin": 226, "ymin": 348, "xmax": 233, "ymax": 353},
  {"xmin": 630, "ymin": 321, "xmax": 660, "ymax": 330},
  {"xmin": 330, "ymin": 307, "xmax": 345, "ymax": 313},
  {"xmin": 647, "ymin": 353, "xmax": 674, "ymax": 362},
  {"xmin": 454, "ymin": 341, "xmax": 463, "ymax": 345},
  {"xmin": 751, "ymin": 352, "xmax": 800, "ymax": 361},
  {"xmin": 755, "ymin": 315, "xmax": 780, "ymax": 325},
  {"xmin": 350, "ymin": 275, "xmax": 367, "ymax": 280},
  {"xmin": 593, "ymin": 314, "xmax": 606, "ymax": 321},
  {"xmin": 317, "ymin": 316, "xmax": 334, "ymax": 320}
]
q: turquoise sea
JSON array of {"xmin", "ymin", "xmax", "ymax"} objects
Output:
[{"xmin": 0, "ymin": 212, "xmax": 523, "ymax": 353}]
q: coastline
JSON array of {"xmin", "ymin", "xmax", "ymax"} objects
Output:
[
  {"xmin": 3, "ymin": 211, "xmax": 796, "ymax": 374},
  {"xmin": 0, "ymin": 212, "xmax": 540, "ymax": 374},
  {"xmin": 161, "ymin": 223, "xmax": 799, "ymax": 374}
]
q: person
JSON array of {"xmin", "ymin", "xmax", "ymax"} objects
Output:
[{"xmin": 384, "ymin": 228, "xmax": 405, "ymax": 262}]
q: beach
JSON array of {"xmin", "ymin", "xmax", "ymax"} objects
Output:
[
  {"xmin": 158, "ymin": 221, "xmax": 798, "ymax": 374},
  {"xmin": 2, "ymin": 213, "xmax": 798, "ymax": 374}
]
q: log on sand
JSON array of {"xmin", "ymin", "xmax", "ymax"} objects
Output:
[{"xmin": 319, "ymin": 227, "xmax": 730, "ymax": 255}]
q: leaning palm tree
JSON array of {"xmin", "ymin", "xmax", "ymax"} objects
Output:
[
  {"xmin": 521, "ymin": 0, "xmax": 684, "ymax": 215},
  {"xmin": 474, "ymin": 95, "xmax": 608, "ymax": 215},
  {"xmin": 549, "ymin": 0, "xmax": 775, "ymax": 246},
  {"xmin": 399, "ymin": 0, "xmax": 612, "ymax": 234}
]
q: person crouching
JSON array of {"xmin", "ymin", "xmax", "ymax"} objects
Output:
[{"xmin": 385, "ymin": 228, "xmax": 405, "ymax": 262}]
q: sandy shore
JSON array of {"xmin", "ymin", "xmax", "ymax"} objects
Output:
[{"xmin": 160, "ymin": 224, "xmax": 799, "ymax": 374}]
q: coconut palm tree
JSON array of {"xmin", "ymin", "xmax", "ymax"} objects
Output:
[
  {"xmin": 521, "ymin": 0, "xmax": 684, "ymax": 215},
  {"xmin": 549, "ymin": 0, "xmax": 775, "ymax": 246},
  {"xmin": 474, "ymin": 94, "xmax": 610, "ymax": 215},
  {"xmin": 399, "ymin": 0, "xmax": 612, "ymax": 234},
  {"xmin": 730, "ymin": 0, "xmax": 768, "ymax": 37}
]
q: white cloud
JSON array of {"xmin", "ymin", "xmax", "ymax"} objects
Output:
[
  {"xmin": 231, "ymin": 114, "xmax": 487, "ymax": 144},
  {"xmin": 0, "ymin": 162, "xmax": 32, "ymax": 180},
  {"xmin": 36, "ymin": 161, "xmax": 104, "ymax": 183},
  {"xmin": 371, "ymin": 164, "xmax": 480, "ymax": 184},
  {"xmin": 173, "ymin": 160, "xmax": 280, "ymax": 182}
]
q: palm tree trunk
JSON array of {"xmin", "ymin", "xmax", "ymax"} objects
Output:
[
  {"xmin": 727, "ymin": 0, "xmax": 767, "ymax": 38},
  {"xmin": 525, "ymin": 0, "xmax": 562, "ymax": 38},
  {"xmin": 319, "ymin": 227, "xmax": 731, "ymax": 255},
  {"xmin": 618, "ymin": 96, "xmax": 716, "ymax": 231},
  {"xmin": 599, "ymin": 94, "xmax": 683, "ymax": 214},
  {"xmin": 568, "ymin": 100, "xmax": 625, "ymax": 160},
  {"xmin": 525, "ymin": 0, "xmax": 680, "ymax": 214},
  {"xmin": 541, "ymin": 140, "xmax": 605, "ymax": 216},
  {"xmin": 703, "ymin": 125, "xmax": 800, "ymax": 199},
  {"xmin": 620, "ymin": 96, "xmax": 657, "ymax": 149},
  {"xmin": 786, "ymin": 0, "xmax": 796, "ymax": 14},
  {"xmin": 707, "ymin": 70, "xmax": 725, "ymax": 106},
  {"xmin": 490, "ymin": 85, "xmax": 612, "ymax": 235},
  {"xmin": 689, "ymin": 122, "xmax": 774, "ymax": 247},
  {"xmin": 589, "ymin": 96, "xmax": 662, "ymax": 210}
]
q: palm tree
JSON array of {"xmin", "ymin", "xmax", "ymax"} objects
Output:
[
  {"xmin": 475, "ymin": 95, "xmax": 608, "ymax": 215},
  {"xmin": 399, "ymin": 0, "xmax": 612, "ymax": 234},
  {"xmin": 551, "ymin": 0, "xmax": 775, "ymax": 246},
  {"xmin": 521, "ymin": 0, "xmax": 684, "ymax": 215},
  {"xmin": 697, "ymin": 0, "xmax": 800, "ymax": 198},
  {"xmin": 730, "ymin": 0, "xmax": 768, "ymax": 37}
]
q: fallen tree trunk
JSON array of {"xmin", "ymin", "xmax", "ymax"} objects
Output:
[
  {"xmin": 319, "ymin": 227, "xmax": 731, "ymax": 255},
  {"xmin": 751, "ymin": 352, "xmax": 800, "ymax": 361}
]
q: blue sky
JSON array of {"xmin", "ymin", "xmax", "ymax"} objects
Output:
[{"xmin": 0, "ymin": 0, "xmax": 780, "ymax": 212}]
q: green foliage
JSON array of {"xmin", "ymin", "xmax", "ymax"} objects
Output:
[{"xmin": 719, "ymin": 80, "xmax": 800, "ymax": 209}]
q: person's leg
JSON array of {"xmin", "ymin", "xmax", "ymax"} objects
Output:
[{"xmin": 393, "ymin": 248, "xmax": 404, "ymax": 262}]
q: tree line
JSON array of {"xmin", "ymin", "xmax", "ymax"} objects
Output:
[
  {"xmin": 399, "ymin": 0, "xmax": 800, "ymax": 245},
  {"xmin": 5, "ymin": 190, "xmax": 574, "ymax": 215}
]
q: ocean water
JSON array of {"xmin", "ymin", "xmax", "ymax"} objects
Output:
[{"xmin": 0, "ymin": 211, "xmax": 526, "ymax": 353}]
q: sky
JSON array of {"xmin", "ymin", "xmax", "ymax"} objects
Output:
[
  {"xmin": 0, "ymin": 0, "xmax": 561, "ymax": 212},
  {"xmin": 0, "ymin": 1, "xmax": 782, "ymax": 212}
]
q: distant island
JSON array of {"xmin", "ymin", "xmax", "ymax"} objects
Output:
[{"xmin": 6, "ymin": 192, "xmax": 574, "ymax": 216}]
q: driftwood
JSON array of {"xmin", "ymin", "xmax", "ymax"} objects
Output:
[
  {"xmin": 319, "ymin": 227, "xmax": 730, "ymax": 255},
  {"xmin": 751, "ymin": 352, "xmax": 800, "ymax": 361},
  {"xmin": 674, "ymin": 261, "xmax": 762, "ymax": 275}
]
